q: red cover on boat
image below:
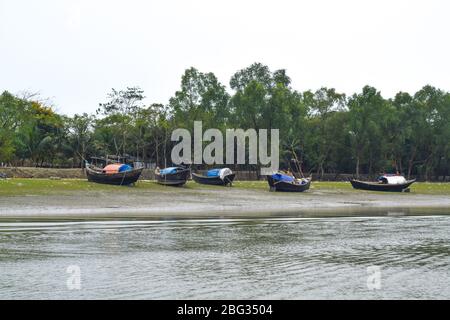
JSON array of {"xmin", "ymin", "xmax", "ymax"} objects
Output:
[{"xmin": 103, "ymin": 164, "xmax": 122, "ymax": 174}]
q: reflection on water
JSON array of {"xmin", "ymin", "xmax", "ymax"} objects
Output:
[{"xmin": 0, "ymin": 216, "xmax": 449, "ymax": 299}]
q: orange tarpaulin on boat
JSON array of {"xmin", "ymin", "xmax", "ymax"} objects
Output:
[{"xmin": 103, "ymin": 164, "xmax": 123, "ymax": 174}]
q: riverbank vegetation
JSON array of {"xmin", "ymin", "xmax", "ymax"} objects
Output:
[
  {"xmin": 1, "ymin": 63, "xmax": 450, "ymax": 180},
  {"xmin": 1, "ymin": 179, "xmax": 450, "ymax": 197}
]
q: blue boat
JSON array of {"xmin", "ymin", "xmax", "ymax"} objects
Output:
[
  {"xmin": 155, "ymin": 166, "xmax": 191, "ymax": 186},
  {"xmin": 192, "ymin": 168, "xmax": 236, "ymax": 186},
  {"xmin": 267, "ymin": 173, "xmax": 312, "ymax": 192}
]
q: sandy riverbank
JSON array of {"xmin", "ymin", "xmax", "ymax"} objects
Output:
[{"xmin": 1, "ymin": 181, "xmax": 450, "ymax": 220}]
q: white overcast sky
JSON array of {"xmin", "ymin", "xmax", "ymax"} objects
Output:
[{"xmin": 1, "ymin": 0, "xmax": 449, "ymax": 115}]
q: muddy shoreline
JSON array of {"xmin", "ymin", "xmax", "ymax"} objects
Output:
[{"xmin": 1, "ymin": 186, "xmax": 450, "ymax": 221}]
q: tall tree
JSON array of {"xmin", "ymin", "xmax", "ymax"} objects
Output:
[
  {"xmin": 303, "ymin": 88, "xmax": 346, "ymax": 177},
  {"xmin": 170, "ymin": 67, "xmax": 230, "ymax": 130},
  {"xmin": 96, "ymin": 87, "xmax": 145, "ymax": 156},
  {"xmin": 68, "ymin": 113, "xmax": 94, "ymax": 167},
  {"xmin": 348, "ymin": 86, "xmax": 389, "ymax": 177}
]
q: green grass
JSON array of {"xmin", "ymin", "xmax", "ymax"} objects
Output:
[
  {"xmin": 407, "ymin": 182, "xmax": 450, "ymax": 195},
  {"xmin": 0, "ymin": 179, "xmax": 167, "ymax": 196},
  {"xmin": 0, "ymin": 178, "xmax": 450, "ymax": 196}
]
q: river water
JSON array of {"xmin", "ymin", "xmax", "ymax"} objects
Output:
[{"xmin": 0, "ymin": 215, "xmax": 449, "ymax": 299}]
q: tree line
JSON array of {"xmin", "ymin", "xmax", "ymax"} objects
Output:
[{"xmin": 1, "ymin": 63, "xmax": 450, "ymax": 180}]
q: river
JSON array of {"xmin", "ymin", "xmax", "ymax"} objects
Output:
[{"xmin": 0, "ymin": 214, "xmax": 449, "ymax": 299}]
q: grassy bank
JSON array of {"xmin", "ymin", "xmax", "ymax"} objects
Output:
[{"xmin": 1, "ymin": 178, "xmax": 450, "ymax": 196}]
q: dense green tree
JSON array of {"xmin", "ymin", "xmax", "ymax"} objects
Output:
[
  {"xmin": 229, "ymin": 63, "xmax": 306, "ymax": 173},
  {"xmin": 96, "ymin": 87, "xmax": 145, "ymax": 156},
  {"xmin": 14, "ymin": 101, "xmax": 66, "ymax": 166},
  {"xmin": 347, "ymin": 86, "xmax": 389, "ymax": 177},
  {"xmin": 303, "ymin": 88, "xmax": 346, "ymax": 177},
  {"xmin": 0, "ymin": 91, "xmax": 30, "ymax": 162},
  {"xmin": 170, "ymin": 67, "xmax": 230, "ymax": 130},
  {"xmin": 67, "ymin": 113, "xmax": 94, "ymax": 167},
  {"xmin": 409, "ymin": 86, "xmax": 446, "ymax": 180}
]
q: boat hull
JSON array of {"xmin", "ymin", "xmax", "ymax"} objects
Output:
[
  {"xmin": 192, "ymin": 173, "xmax": 236, "ymax": 186},
  {"xmin": 155, "ymin": 168, "xmax": 191, "ymax": 186},
  {"xmin": 350, "ymin": 179, "xmax": 416, "ymax": 192},
  {"xmin": 267, "ymin": 176, "xmax": 311, "ymax": 192},
  {"xmin": 86, "ymin": 166, "xmax": 143, "ymax": 186}
]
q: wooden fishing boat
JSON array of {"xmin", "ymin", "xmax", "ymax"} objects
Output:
[
  {"xmin": 155, "ymin": 166, "xmax": 191, "ymax": 186},
  {"xmin": 85, "ymin": 163, "xmax": 143, "ymax": 186},
  {"xmin": 350, "ymin": 175, "xmax": 416, "ymax": 192},
  {"xmin": 192, "ymin": 168, "xmax": 236, "ymax": 186},
  {"xmin": 267, "ymin": 173, "xmax": 312, "ymax": 192}
]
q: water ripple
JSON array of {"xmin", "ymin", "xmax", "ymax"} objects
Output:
[{"xmin": 0, "ymin": 215, "xmax": 449, "ymax": 299}]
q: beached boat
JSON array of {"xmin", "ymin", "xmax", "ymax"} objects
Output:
[
  {"xmin": 192, "ymin": 168, "xmax": 236, "ymax": 186},
  {"xmin": 155, "ymin": 166, "xmax": 191, "ymax": 186},
  {"xmin": 267, "ymin": 173, "xmax": 312, "ymax": 192},
  {"xmin": 85, "ymin": 163, "xmax": 143, "ymax": 186},
  {"xmin": 350, "ymin": 175, "xmax": 416, "ymax": 192}
]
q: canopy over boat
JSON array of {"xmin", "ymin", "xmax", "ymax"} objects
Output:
[
  {"xmin": 103, "ymin": 164, "xmax": 132, "ymax": 174},
  {"xmin": 206, "ymin": 168, "xmax": 233, "ymax": 180},
  {"xmin": 377, "ymin": 175, "xmax": 407, "ymax": 185},
  {"xmin": 159, "ymin": 167, "xmax": 180, "ymax": 175},
  {"xmin": 271, "ymin": 173, "xmax": 295, "ymax": 183}
]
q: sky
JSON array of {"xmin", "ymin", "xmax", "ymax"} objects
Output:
[{"xmin": 1, "ymin": 0, "xmax": 449, "ymax": 115}]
